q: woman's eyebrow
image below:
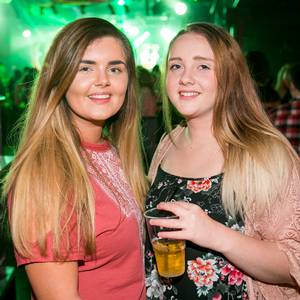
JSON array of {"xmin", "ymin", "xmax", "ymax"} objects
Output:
[
  {"xmin": 79, "ymin": 60, "xmax": 126, "ymax": 66},
  {"xmin": 80, "ymin": 59, "xmax": 96, "ymax": 65},
  {"xmin": 168, "ymin": 56, "xmax": 214, "ymax": 62},
  {"xmin": 108, "ymin": 60, "xmax": 126, "ymax": 66},
  {"xmin": 193, "ymin": 56, "xmax": 214, "ymax": 62},
  {"xmin": 168, "ymin": 57, "xmax": 182, "ymax": 62}
]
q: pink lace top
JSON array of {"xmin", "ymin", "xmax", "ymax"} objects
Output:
[
  {"xmin": 15, "ymin": 140, "xmax": 146, "ymax": 300},
  {"xmin": 148, "ymin": 126, "xmax": 300, "ymax": 300}
]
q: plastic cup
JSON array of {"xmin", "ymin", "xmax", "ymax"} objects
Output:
[{"xmin": 144, "ymin": 207, "xmax": 185, "ymax": 277}]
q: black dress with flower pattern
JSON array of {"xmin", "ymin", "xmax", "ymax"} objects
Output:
[{"xmin": 145, "ymin": 166, "xmax": 249, "ymax": 300}]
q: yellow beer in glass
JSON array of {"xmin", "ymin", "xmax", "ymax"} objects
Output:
[
  {"xmin": 152, "ymin": 238, "xmax": 185, "ymax": 277},
  {"xmin": 144, "ymin": 207, "xmax": 186, "ymax": 278}
]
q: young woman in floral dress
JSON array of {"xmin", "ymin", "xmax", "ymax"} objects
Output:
[{"xmin": 145, "ymin": 23, "xmax": 300, "ymax": 300}]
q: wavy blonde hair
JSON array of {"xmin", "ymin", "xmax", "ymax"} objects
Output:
[
  {"xmin": 163, "ymin": 23, "xmax": 299, "ymax": 218},
  {"xmin": 3, "ymin": 18, "xmax": 147, "ymax": 258}
]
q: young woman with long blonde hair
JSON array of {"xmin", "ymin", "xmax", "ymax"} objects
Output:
[
  {"xmin": 145, "ymin": 23, "xmax": 300, "ymax": 300},
  {"xmin": 3, "ymin": 17, "xmax": 147, "ymax": 299}
]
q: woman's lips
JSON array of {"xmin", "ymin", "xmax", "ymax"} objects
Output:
[
  {"xmin": 178, "ymin": 91, "xmax": 200, "ymax": 99},
  {"xmin": 88, "ymin": 93, "xmax": 111, "ymax": 102}
]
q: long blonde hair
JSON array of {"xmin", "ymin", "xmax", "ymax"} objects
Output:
[
  {"xmin": 3, "ymin": 18, "xmax": 147, "ymax": 258},
  {"xmin": 163, "ymin": 23, "xmax": 299, "ymax": 218}
]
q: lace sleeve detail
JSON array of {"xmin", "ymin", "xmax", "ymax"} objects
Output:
[
  {"xmin": 275, "ymin": 165, "xmax": 300, "ymax": 286},
  {"xmin": 246, "ymin": 164, "xmax": 300, "ymax": 299}
]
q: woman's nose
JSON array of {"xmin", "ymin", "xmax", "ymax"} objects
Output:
[
  {"xmin": 179, "ymin": 69, "xmax": 195, "ymax": 85},
  {"xmin": 94, "ymin": 71, "xmax": 110, "ymax": 87}
]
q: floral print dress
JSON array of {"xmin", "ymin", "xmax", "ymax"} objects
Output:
[{"xmin": 145, "ymin": 166, "xmax": 249, "ymax": 300}]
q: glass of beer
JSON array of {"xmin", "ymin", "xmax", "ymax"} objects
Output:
[{"xmin": 144, "ymin": 207, "xmax": 185, "ymax": 278}]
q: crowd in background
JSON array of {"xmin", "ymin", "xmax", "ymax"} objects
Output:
[
  {"xmin": 0, "ymin": 64, "xmax": 38, "ymax": 156},
  {"xmin": 245, "ymin": 51, "xmax": 300, "ymax": 155}
]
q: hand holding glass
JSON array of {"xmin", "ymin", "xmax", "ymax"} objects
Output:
[{"xmin": 144, "ymin": 207, "xmax": 185, "ymax": 277}]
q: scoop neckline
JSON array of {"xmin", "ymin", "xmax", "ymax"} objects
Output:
[{"xmin": 158, "ymin": 165, "xmax": 223, "ymax": 181}]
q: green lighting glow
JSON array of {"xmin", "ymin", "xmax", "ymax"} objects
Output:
[
  {"xmin": 140, "ymin": 44, "xmax": 160, "ymax": 70},
  {"xmin": 160, "ymin": 27, "xmax": 176, "ymax": 42},
  {"xmin": 134, "ymin": 31, "xmax": 150, "ymax": 47},
  {"xmin": 22, "ymin": 29, "xmax": 32, "ymax": 38},
  {"xmin": 3, "ymin": 1, "xmax": 184, "ymax": 74},
  {"xmin": 174, "ymin": 2, "xmax": 187, "ymax": 15},
  {"xmin": 232, "ymin": 0, "xmax": 240, "ymax": 8},
  {"xmin": 117, "ymin": 0, "xmax": 125, "ymax": 6},
  {"xmin": 123, "ymin": 22, "xmax": 139, "ymax": 37}
]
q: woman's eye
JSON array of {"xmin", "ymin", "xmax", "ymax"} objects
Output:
[
  {"xmin": 79, "ymin": 66, "xmax": 92, "ymax": 72},
  {"xmin": 198, "ymin": 64, "xmax": 210, "ymax": 70},
  {"xmin": 109, "ymin": 67, "xmax": 122, "ymax": 74},
  {"xmin": 169, "ymin": 64, "xmax": 181, "ymax": 71}
]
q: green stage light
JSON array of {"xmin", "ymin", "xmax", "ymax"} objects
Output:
[
  {"xmin": 174, "ymin": 2, "xmax": 187, "ymax": 15},
  {"xmin": 134, "ymin": 31, "xmax": 150, "ymax": 47},
  {"xmin": 123, "ymin": 22, "xmax": 139, "ymax": 37},
  {"xmin": 140, "ymin": 44, "xmax": 160, "ymax": 70},
  {"xmin": 232, "ymin": 0, "xmax": 240, "ymax": 8},
  {"xmin": 22, "ymin": 29, "xmax": 32, "ymax": 38},
  {"xmin": 160, "ymin": 27, "xmax": 176, "ymax": 42},
  {"xmin": 117, "ymin": 0, "xmax": 125, "ymax": 6}
]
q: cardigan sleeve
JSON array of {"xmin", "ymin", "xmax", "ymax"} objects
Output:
[
  {"xmin": 274, "ymin": 165, "xmax": 300, "ymax": 286},
  {"xmin": 246, "ymin": 164, "xmax": 300, "ymax": 299},
  {"xmin": 147, "ymin": 133, "xmax": 166, "ymax": 184},
  {"xmin": 147, "ymin": 125, "xmax": 185, "ymax": 184}
]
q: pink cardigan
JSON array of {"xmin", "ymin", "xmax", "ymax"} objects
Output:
[{"xmin": 148, "ymin": 126, "xmax": 300, "ymax": 300}]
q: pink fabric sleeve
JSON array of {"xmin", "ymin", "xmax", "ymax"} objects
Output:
[
  {"xmin": 274, "ymin": 165, "xmax": 300, "ymax": 286},
  {"xmin": 16, "ymin": 232, "xmax": 85, "ymax": 267},
  {"xmin": 246, "ymin": 164, "xmax": 300, "ymax": 299},
  {"xmin": 14, "ymin": 209, "xmax": 85, "ymax": 266}
]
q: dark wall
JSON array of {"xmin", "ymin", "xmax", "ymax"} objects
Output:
[{"xmin": 229, "ymin": 0, "xmax": 300, "ymax": 78}]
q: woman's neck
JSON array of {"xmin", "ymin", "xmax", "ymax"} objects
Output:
[
  {"xmin": 184, "ymin": 119, "xmax": 214, "ymax": 146},
  {"xmin": 78, "ymin": 127, "xmax": 103, "ymax": 144}
]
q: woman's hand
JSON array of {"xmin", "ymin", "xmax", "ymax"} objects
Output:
[
  {"xmin": 149, "ymin": 201, "xmax": 227, "ymax": 252},
  {"xmin": 149, "ymin": 201, "xmax": 295, "ymax": 285}
]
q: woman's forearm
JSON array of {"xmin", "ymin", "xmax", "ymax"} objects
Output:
[{"xmin": 214, "ymin": 223, "xmax": 295, "ymax": 285}]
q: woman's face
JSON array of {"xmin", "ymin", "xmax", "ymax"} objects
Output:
[
  {"xmin": 166, "ymin": 32, "xmax": 218, "ymax": 123},
  {"xmin": 65, "ymin": 36, "xmax": 128, "ymax": 137}
]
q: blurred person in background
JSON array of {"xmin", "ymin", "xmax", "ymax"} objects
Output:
[
  {"xmin": 246, "ymin": 50, "xmax": 280, "ymax": 112},
  {"xmin": 272, "ymin": 62, "xmax": 300, "ymax": 156},
  {"xmin": 275, "ymin": 63, "xmax": 292, "ymax": 105},
  {"xmin": 137, "ymin": 66, "xmax": 159, "ymax": 169}
]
